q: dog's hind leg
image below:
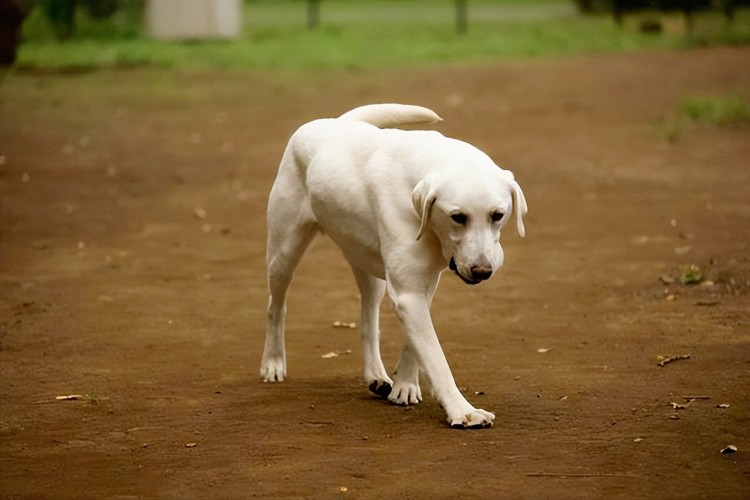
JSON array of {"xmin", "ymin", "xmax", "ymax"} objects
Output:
[
  {"xmin": 261, "ymin": 191, "xmax": 318, "ymax": 383},
  {"xmin": 351, "ymin": 267, "xmax": 393, "ymax": 398}
]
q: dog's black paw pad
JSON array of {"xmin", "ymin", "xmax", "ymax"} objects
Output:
[{"xmin": 368, "ymin": 381, "xmax": 392, "ymax": 398}]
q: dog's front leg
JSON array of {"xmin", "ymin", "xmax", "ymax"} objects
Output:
[
  {"xmin": 390, "ymin": 292, "xmax": 495, "ymax": 428},
  {"xmin": 389, "ymin": 344, "xmax": 422, "ymax": 405}
]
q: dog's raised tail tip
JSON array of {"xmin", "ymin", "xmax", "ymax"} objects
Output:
[{"xmin": 339, "ymin": 104, "xmax": 442, "ymax": 129}]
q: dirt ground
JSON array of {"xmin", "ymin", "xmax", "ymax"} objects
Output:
[{"xmin": 1, "ymin": 47, "xmax": 749, "ymax": 499}]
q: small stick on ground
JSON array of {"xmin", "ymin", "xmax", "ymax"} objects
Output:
[
  {"xmin": 526, "ymin": 473, "xmax": 638, "ymax": 478},
  {"xmin": 657, "ymin": 354, "xmax": 691, "ymax": 367}
]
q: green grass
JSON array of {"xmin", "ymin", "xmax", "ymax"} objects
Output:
[
  {"xmin": 681, "ymin": 94, "xmax": 750, "ymax": 125},
  {"xmin": 14, "ymin": 0, "xmax": 750, "ymax": 71},
  {"xmin": 680, "ymin": 264, "xmax": 704, "ymax": 285},
  {"xmin": 658, "ymin": 92, "xmax": 750, "ymax": 142}
]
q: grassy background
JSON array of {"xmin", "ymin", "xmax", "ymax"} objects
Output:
[{"xmin": 15, "ymin": 0, "xmax": 750, "ymax": 71}]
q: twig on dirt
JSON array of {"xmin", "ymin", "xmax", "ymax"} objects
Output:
[
  {"xmin": 526, "ymin": 473, "xmax": 638, "ymax": 478},
  {"xmin": 302, "ymin": 421, "xmax": 335, "ymax": 427},
  {"xmin": 55, "ymin": 394, "xmax": 84, "ymax": 401},
  {"xmin": 321, "ymin": 349, "xmax": 352, "ymax": 359},
  {"xmin": 332, "ymin": 321, "xmax": 356, "ymax": 329},
  {"xmin": 657, "ymin": 354, "xmax": 691, "ymax": 367}
]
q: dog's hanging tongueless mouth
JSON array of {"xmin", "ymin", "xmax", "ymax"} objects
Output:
[{"xmin": 449, "ymin": 257, "xmax": 482, "ymax": 285}]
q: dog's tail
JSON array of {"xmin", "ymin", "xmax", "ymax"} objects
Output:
[{"xmin": 338, "ymin": 104, "xmax": 442, "ymax": 129}]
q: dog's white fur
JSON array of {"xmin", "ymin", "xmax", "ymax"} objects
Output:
[{"xmin": 261, "ymin": 104, "xmax": 527, "ymax": 428}]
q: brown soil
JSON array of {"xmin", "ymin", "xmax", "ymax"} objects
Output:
[{"xmin": 1, "ymin": 47, "xmax": 749, "ymax": 499}]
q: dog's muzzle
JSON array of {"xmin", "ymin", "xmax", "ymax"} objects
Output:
[{"xmin": 449, "ymin": 257, "xmax": 492, "ymax": 285}]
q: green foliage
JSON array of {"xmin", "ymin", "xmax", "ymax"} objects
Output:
[
  {"xmin": 680, "ymin": 265, "xmax": 703, "ymax": 285},
  {"xmin": 657, "ymin": 114, "xmax": 685, "ymax": 142},
  {"xmin": 29, "ymin": 0, "xmax": 144, "ymax": 41},
  {"xmin": 80, "ymin": 0, "xmax": 120, "ymax": 20},
  {"xmin": 39, "ymin": 0, "xmax": 77, "ymax": 40},
  {"xmin": 15, "ymin": 0, "xmax": 750, "ymax": 71},
  {"xmin": 681, "ymin": 94, "xmax": 750, "ymax": 125},
  {"xmin": 658, "ymin": 93, "xmax": 749, "ymax": 142}
]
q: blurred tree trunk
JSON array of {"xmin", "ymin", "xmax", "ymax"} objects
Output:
[
  {"xmin": 307, "ymin": 0, "xmax": 320, "ymax": 30},
  {"xmin": 456, "ymin": 0, "xmax": 468, "ymax": 35},
  {"xmin": 0, "ymin": 0, "xmax": 29, "ymax": 65}
]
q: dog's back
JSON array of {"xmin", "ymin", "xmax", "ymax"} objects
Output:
[{"xmin": 277, "ymin": 104, "xmax": 442, "ymax": 191}]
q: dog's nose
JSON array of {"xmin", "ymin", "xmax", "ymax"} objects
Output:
[{"xmin": 470, "ymin": 266, "xmax": 492, "ymax": 282}]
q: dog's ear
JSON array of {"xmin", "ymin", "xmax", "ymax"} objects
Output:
[
  {"xmin": 509, "ymin": 178, "xmax": 528, "ymax": 238},
  {"xmin": 412, "ymin": 176, "xmax": 437, "ymax": 241}
]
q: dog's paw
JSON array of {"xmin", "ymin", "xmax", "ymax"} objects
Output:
[
  {"xmin": 448, "ymin": 408, "xmax": 495, "ymax": 429},
  {"xmin": 260, "ymin": 358, "xmax": 286, "ymax": 382},
  {"xmin": 388, "ymin": 381, "xmax": 423, "ymax": 406},
  {"xmin": 368, "ymin": 380, "xmax": 393, "ymax": 398}
]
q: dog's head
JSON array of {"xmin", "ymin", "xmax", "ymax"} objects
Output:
[{"xmin": 412, "ymin": 166, "xmax": 527, "ymax": 285}]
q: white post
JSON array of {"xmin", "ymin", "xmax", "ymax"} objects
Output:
[{"xmin": 146, "ymin": 0, "xmax": 242, "ymax": 40}]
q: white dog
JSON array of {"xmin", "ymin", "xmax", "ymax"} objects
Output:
[{"xmin": 261, "ymin": 104, "xmax": 527, "ymax": 428}]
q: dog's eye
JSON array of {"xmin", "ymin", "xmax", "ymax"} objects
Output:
[
  {"xmin": 490, "ymin": 211, "xmax": 504, "ymax": 223},
  {"xmin": 450, "ymin": 213, "xmax": 468, "ymax": 225}
]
